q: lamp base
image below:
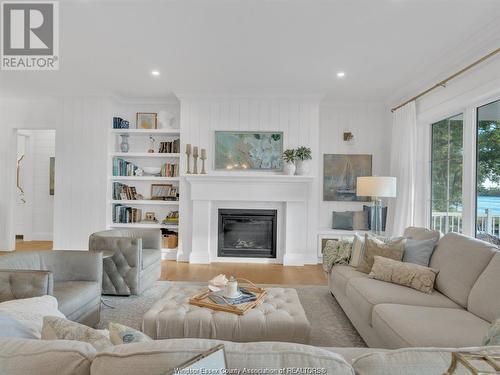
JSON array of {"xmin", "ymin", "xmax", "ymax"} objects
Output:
[{"xmin": 371, "ymin": 198, "xmax": 383, "ymax": 235}]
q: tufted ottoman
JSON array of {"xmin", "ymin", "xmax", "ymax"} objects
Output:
[{"xmin": 142, "ymin": 285, "xmax": 311, "ymax": 343}]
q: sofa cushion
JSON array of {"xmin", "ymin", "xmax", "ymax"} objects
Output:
[
  {"xmin": 90, "ymin": 338, "xmax": 355, "ymax": 375},
  {"xmin": 142, "ymin": 249, "xmax": 160, "ymax": 270},
  {"xmin": 0, "ymin": 338, "xmax": 95, "ymax": 375},
  {"xmin": 468, "ymin": 252, "xmax": 500, "ymax": 323},
  {"xmin": 0, "ymin": 312, "xmax": 38, "ymax": 339},
  {"xmin": 429, "ymin": 233, "xmax": 496, "ymax": 308},
  {"xmin": 403, "ymin": 227, "xmax": 441, "ymax": 242},
  {"xmin": 54, "ymin": 281, "xmax": 101, "ymax": 317},
  {"xmin": 352, "ymin": 345, "xmax": 500, "ymax": 375},
  {"xmin": 329, "ymin": 265, "xmax": 369, "ymax": 295},
  {"xmin": 344, "ymin": 277, "xmax": 460, "ymax": 326},
  {"xmin": 372, "ymin": 304, "xmax": 490, "ymax": 348}
]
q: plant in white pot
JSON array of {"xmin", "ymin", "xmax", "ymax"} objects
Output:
[
  {"xmin": 282, "ymin": 149, "xmax": 297, "ymax": 175},
  {"xmin": 295, "ymin": 146, "xmax": 312, "ymax": 175}
]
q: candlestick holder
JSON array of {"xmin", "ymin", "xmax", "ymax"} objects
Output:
[
  {"xmin": 185, "ymin": 150, "xmax": 191, "ymax": 174},
  {"xmin": 200, "ymin": 148, "xmax": 207, "ymax": 174},
  {"xmin": 193, "ymin": 147, "xmax": 199, "ymax": 174}
]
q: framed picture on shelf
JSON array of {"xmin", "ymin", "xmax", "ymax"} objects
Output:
[
  {"xmin": 151, "ymin": 184, "xmax": 172, "ymax": 200},
  {"xmin": 136, "ymin": 112, "xmax": 157, "ymax": 129},
  {"xmin": 168, "ymin": 187, "xmax": 178, "ymax": 198},
  {"xmin": 144, "ymin": 212, "xmax": 157, "ymax": 222}
]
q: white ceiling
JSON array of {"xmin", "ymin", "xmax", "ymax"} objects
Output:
[{"xmin": 1, "ymin": 0, "xmax": 499, "ymax": 101}]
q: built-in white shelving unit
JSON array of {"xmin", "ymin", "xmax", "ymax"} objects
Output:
[{"xmin": 107, "ymin": 103, "xmax": 181, "ymax": 261}]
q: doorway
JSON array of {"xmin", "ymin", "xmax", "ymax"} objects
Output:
[{"xmin": 15, "ymin": 130, "xmax": 56, "ymax": 251}]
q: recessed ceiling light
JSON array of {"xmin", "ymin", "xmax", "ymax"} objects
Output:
[
  {"xmin": 151, "ymin": 70, "xmax": 160, "ymax": 76},
  {"xmin": 337, "ymin": 71, "xmax": 345, "ymax": 78}
]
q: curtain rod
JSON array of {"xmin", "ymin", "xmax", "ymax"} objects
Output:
[{"xmin": 391, "ymin": 48, "xmax": 500, "ymax": 113}]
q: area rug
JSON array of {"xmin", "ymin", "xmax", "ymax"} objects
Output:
[{"xmin": 98, "ymin": 281, "xmax": 366, "ymax": 347}]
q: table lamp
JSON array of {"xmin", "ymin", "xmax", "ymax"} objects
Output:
[{"xmin": 357, "ymin": 176, "xmax": 397, "ymax": 234}]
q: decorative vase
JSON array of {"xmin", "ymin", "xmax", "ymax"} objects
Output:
[
  {"xmin": 283, "ymin": 162, "xmax": 296, "ymax": 175},
  {"xmin": 119, "ymin": 134, "xmax": 129, "ymax": 153},
  {"xmin": 295, "ymin": 160, "xmax": 310, "ymax": 175}
]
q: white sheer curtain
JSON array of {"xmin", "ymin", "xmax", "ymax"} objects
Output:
[{"xmin": 388, "ymin": 101, "xmax": 417, "ymax": 236}]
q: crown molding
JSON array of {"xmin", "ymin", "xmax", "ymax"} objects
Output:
[{"xmin": 175, "ymin": 93, "xmax": 325, "ymax": 103}]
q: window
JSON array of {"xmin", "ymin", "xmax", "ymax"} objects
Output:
[
  {"xmin": 476, "ymin": 100, "xmax": 500, "ymax": 244},
  {"xmin": 430, "ymin": 114, "xmax": 464, "ymax": 234}
]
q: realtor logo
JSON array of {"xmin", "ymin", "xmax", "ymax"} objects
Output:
[{"xmin": 1, "ymin": 1, "xmax": 59, "ymax": 70}]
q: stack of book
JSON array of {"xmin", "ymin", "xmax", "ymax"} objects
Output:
[
  {"xmin": 161, "ymin": 163, "xmax": 179, "ymax": 177},
  {"xmin": 113, "ymin": 183, "xmax": 138, "ymax": 200},
  {"xmin": 159, "ymin": 139, "xmax": 180, "ymax": 153},
  {"xmin": 113, "ymin": 204, "xmax": 142, "ymax": 224},
  {"xmin": 113, "ymin": 158, "xmax": 138, "ymax": 176},
  {"xmin": 162, "ymin": 211, "xmax": 179, "ymax": 225},
  {"xmin": 208, "ymin": 288, "xmax": 257, "ymax": 306}
]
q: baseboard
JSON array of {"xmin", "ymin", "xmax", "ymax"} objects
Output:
[{"xmin": 30, "ymin": 233, "xmax": 53, "ymax": 241}]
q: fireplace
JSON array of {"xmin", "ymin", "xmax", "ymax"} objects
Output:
[{"xmin": 218, "ymin": 209, "xmax": 277, "ymax": 258}]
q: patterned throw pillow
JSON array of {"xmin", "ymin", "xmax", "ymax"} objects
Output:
[
  {"xmin": 109, "ymin": 322, "xmax": 152, "ymax": 345},
  {"xmin": 483, "ymin": 319, "xmax": 500, "ymax": 346},
  {"xmin": 356, "ymin": 234, "xmax": 406, "ymax": 274},
  {"xmin": 369, "ymin": 256, "xmax": 438, "ymax": 293},
  {"xmin": 322, "ymin": 240, "xmax": 352, "ymax": 273},
  {"xmin": 42, "ymin": 316, "xmax": 113, "ymax": 351}
]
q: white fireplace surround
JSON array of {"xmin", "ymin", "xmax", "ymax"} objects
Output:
[{"xmin": 185, "ymin": 175, "xmax": 314, "ymax": 265}]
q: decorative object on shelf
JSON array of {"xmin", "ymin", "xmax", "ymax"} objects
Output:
[
  {"xmin": 162, "ymin": 233, "xmax": 178, "ymax": 249},
  {"xmin": 323, "ymin": 154, "xmax": 372, "ymax": 201},
  {"xmin": 113, "ymin": 117, "xmax": 129, "ymax": 129},
  {"xmin": 193, "ymin": 146, "xmax": 199, "ymax": 174},
  {"xmin": 295, "ymin": 146, "xmax": 312, "ymax": 175},
  {"xmin": 185, "ymin": 144, "xmax": 192, "ymax": 174},
  {"xmin": 143, "ymin": 212, "xmax": 157, "ymax": 223},
  {"xmin": 49, "ymin": 157, "xmax": 55, "ymax": 195},
  {"xmin": 282, "ymin": 149, "xmax": 297, "ymax": 175},
  {"xmin": 357, "ymin": 176, "xmax": 397, "ymax": 235},
  {"xmin": 148, "ymin": 136, "xmax": 156, "ymax": 153},
  {"xmin": 167, "ymin": 187, "xmax": 178, "ymax": 199},
  {"xmin": 200, "ymin": 148, "xmax": 207, "ymax": 174},
  {"xmin": 119, "ymin": 134, "xmax": 130, "ymax": 153},
  {"xmin": 142, "ymin": 166, "xmax": 162, "ymax": 176},
  {"xmin": 158, "ymin": 111, "xmax": 175, "ymax": 129},
  {"xmin": 136, "ymin": 112, "xmax": 157, "ymax": 129},
  {"xmin": 151, "ymin": 184, "xmax": 172, "ymax": 200},
  {"xmin": 135, "ymin": 168, "xmax": 143, "ymax": 176},
  {"xmin": 214, "ymin": 131, "xmax": 283, "ymax": 171},
  {"xmin": 162, "ymin": 211, "xmax": 179, "ymax": 225}
]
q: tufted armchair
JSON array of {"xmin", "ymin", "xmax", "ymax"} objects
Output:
[{"xmin": 89, "ymin": 228, "xmax": 162, "ymax": 296}]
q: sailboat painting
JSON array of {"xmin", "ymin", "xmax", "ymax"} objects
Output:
[{"xmin": 323, "ymin": 154, "xmax": 372, "ymax": 201}]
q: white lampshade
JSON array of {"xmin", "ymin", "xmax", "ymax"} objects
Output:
[{"xmin": 356, "ymin": 176, "xmax": 397, "ymax": 198}]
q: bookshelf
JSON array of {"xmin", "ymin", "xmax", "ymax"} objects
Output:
[{"xmin": 108, "ymin": 110, "xmax": 181, "ymax": 261}]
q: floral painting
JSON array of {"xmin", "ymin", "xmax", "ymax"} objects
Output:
[{"xmin": 215, "ymin": 131, "xmax": 283, "ymax": 170}]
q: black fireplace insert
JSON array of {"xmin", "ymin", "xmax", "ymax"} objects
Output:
[{"xmin": 218, "ymin": 209, "xmax": 277, "ymax": 258}]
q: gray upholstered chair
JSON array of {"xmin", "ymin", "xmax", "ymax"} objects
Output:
[
  {"xmin": 0, "ymin": 251, "xmax": 102, "ymax": 327},
  {"xmin": 88, "ymin": 228, "xmax": 162, "ymax": 296}
]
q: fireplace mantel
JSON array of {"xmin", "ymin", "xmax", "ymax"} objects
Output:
[{"xmin": 185, "ymin": 174, "xmax": 314, "ymax": 265}]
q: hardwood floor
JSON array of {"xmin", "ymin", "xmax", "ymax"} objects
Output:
[{"xmin": 5, "ymin": 241, "xmax": 327, "ymax": 285}]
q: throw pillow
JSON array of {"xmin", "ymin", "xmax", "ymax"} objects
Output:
[
  {"xmin": 42, "ymin": 316, "xmax": 113, "ymax": 351},
  {"xmin": 332, "ymin": 211, "xmax": 353, "ymax": 230},
  {"xmin": 356, "ymin": 234, "xmax": 406, "ymax": 274},
  {"xmin": 0, "ymin": 312, "xmax": 38, "ymax": 339},
  {"xmin": 369, "ymin": 256, "xmax": 438, "ymax": 293},
  {"xmin": 109, "ymin": 322, "xmax": 152, "ymax": 345},
  {"xmin": 0, "ymin": 295, "xmax": 65, "ymax": 339},
  {"xmin": 349, "ymin": 234, "xmax": 365, "ymax": 267},
  {"xmin": 352, "ymin": 211, "xmax": 369, "ymax": 230},
  {"xmin": 403, "ymin": 238, "xmax": 439, "ymax": 267},
  {"xmin": 483, "ymin": 319, "xmax": 500, "ymax": 346},
  {"xmin": 322, "ymin": 240, "xmax": 352, "ymax": 273}
]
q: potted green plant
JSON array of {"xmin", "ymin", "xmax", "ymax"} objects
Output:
[
  {"xmin": 295, "ymin": 146, "xmax": 312, "ymax": 175},
  {"xmin": 282, "ymin": 149, "xmax": 297, "ymax": 175}
]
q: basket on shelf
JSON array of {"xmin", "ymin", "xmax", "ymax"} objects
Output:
[{"xmin": 163, "ymin": 234, "xmax": 178, "ymax": 249}]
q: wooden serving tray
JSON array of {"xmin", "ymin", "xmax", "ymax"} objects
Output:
[{"xmin": 189, "ymin": 278, "xmax": 267, "ymax": 315}]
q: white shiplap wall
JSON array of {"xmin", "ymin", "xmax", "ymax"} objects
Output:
[{"xmin": 178, "ymin": 96, "xmax": 321, "ymax": 263}]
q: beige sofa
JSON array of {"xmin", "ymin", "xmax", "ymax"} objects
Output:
[
  {"xmin": 329, "ymin": 228, "xmax": 500, "ymax": 349},
  {"xmin": 1, "ymin": 337, "xmax": 499, "ymax": 375}
]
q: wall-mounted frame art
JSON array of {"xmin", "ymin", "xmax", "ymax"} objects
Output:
[
  {"xmin": 150, "ymin": 184, "xmax": 172, "ymax": 200},
  {"xmin": 49, "ymin": 157, "xmax": 55, "ymax": 196},
  {"xmin": 323, "ymin": 154, "xmax": 372, "ymax": 201},
  {"xmin": 214, "ymin": 131, "xmax": 283, "ymax": 171},
  {"xmin": 136, "ymin": 112, "xmax": 157, "ymax": 129}
]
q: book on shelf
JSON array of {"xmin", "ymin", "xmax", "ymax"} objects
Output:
[
  {"xmin": 113, "ymin": 158, "xmax": 139, "ymax": 176},
  {"xmin": 161, "ymin": 163, "xmax": 179, "ymax": 177},
  {"xmin": 113, "ymin": 182, "xmax": 138, "ymax": 200},
  {"xmin": 113, "ymin": 117, "xmax": 130, "ymax": 129},
  {"xmin": 113, "ymin": 204, "xmax": 143, "ymax": 224},
  {"xmin": 158, "ymin": 139, "xmax": 180, "ymax": 153}
]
